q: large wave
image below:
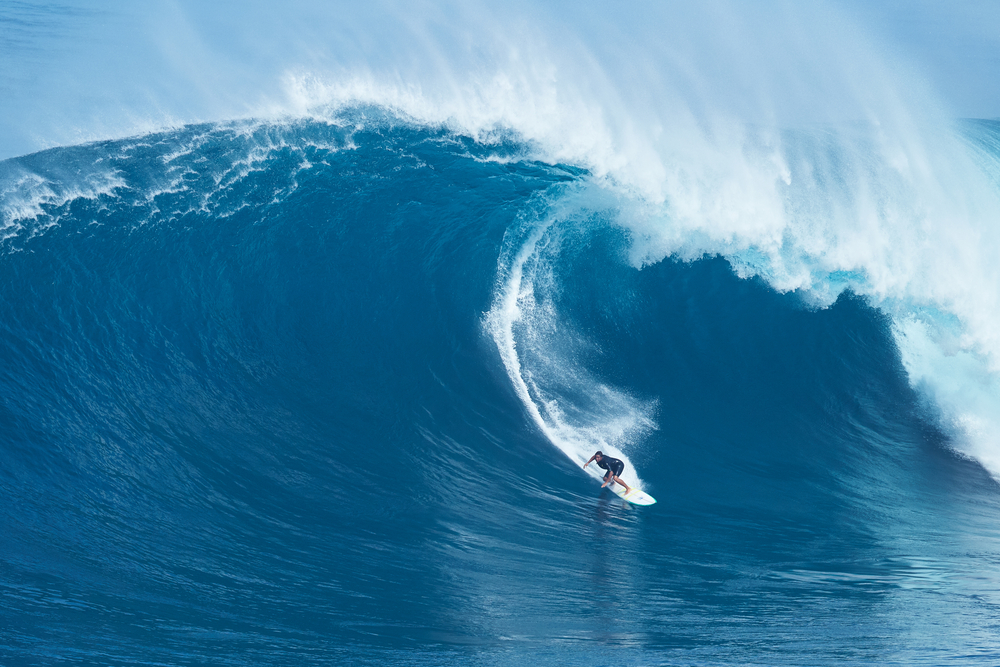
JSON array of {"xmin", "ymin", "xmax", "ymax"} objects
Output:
[
  {"xmin": 256, "ymin": 2, "xmax": 1000, "ymax": 482},
  {"xmin": 7, "ymin": 0, "xmax": 1000, "ymax": 481},
  {"xmin": 282, "ymin": 3, "xmax": 1000, "ymax": 480}
]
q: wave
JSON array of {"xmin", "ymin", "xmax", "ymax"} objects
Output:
[
  {"xmin": 8, "ymin": 3, "xmax": 1000, "ymax": 481},
  {"xmin": 5, "ymin": 110, "xmax": 1000, "ymax": 486},
  {"xmin": 4, "ymin": 108, "xmax": 1000, "ymax": 664},
  {"xmin": 180, "ymin": 2, "xmax": 1000, "ymax": 482}
]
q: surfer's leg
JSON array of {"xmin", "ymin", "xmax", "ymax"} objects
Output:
[
  {"xmin": 612, "ymin": 475, "xmax": 632, "ymax": 494},
  {"xmin": 610, "ymin": 463, "xmax": 631, "ymax": 493}
]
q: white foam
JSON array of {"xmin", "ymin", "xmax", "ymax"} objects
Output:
[
  {"xmin": 895, "ymin": 315, "xmax": 1000, "ymax": 474},
  {"xmin": 0, "ymin": 168, "xmax": 127, "ymax": 239}
]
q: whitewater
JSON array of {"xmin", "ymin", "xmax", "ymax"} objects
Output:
[{"xmin": 4, "ymin": 1, "xmax": 1000, "ymax": 665}]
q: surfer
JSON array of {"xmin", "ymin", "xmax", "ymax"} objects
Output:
[{"xmin": 583, "ymin": 451, "xmax": 632, "ymax": 494}]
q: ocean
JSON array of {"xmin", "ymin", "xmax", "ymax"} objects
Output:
[{"xmin": 4, "ymin": 2, "xmax": 1000, "ymax": 665}]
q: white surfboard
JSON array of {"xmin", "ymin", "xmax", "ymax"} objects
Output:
[
  {"xmin": 610, "ymin": 484, "xmax": 657, "ymax": 506},
  {"xmin": 583, "ymin": 460, "xmax": 656, "ymax": 505}
]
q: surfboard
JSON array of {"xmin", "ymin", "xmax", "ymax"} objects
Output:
[
  {"xmin": 610, "ymin": 484, "xmax": 657, "ymax": 506},
  {"xmin": 583, "ymin": 461, "xmax": 656, "ymax": 505}
]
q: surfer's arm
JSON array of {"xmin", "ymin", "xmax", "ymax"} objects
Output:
[{"xmin": 583, "ymin": 454, "xmax": 596, "ymax": 468}]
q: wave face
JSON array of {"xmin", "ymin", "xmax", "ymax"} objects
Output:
[{"xmin": 4, "ymin": 114, "xmax": 1000, "ymax": 666}]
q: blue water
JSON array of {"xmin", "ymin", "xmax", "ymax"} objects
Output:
[{"xmin": 3, "ymin": 112, "xmax": 1000, "ymax": 665}]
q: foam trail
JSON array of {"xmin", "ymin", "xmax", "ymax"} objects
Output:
[{"xmin": 485, "ymin": 193, "xmax": 655, "ymax": 489}]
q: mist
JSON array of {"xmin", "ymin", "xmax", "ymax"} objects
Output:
[{"xmin": 3, "ymin": 0, "xmax": 993, "ymax": 161}]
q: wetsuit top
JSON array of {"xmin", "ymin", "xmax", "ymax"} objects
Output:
[{"xmin": 596, "ymin": 455, "xmax": 624, "ymax": 475}]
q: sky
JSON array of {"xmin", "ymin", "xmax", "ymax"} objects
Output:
[{"xmin": 841, "ymin": 0, "xmax": 1000, "ymax": 118}]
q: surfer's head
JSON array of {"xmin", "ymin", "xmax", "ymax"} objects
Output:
[{"xmin": 594, "ymin": 451, "xmax": 603, "ymax": 459}]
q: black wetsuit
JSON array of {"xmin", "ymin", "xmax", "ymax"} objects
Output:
[{"xmin": 596, "ymin": 455, "xmax": 625, "ymax": 478}]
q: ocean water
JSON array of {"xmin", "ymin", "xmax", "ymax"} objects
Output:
[
  {"xmin": 5, "ymin": 2, "xmax": 1000, "ymax": 666},
  {"xmin": 2, "ymin": 110, "xmax": 1000, "ymax": 666}
]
